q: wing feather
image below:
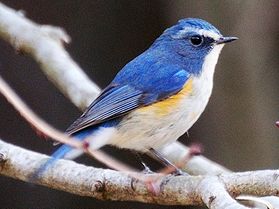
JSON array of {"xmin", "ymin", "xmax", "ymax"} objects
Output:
[
  {"xmin": 66, "ymin": 85, "xmax": 143, "ymax": 134},
  {"xmin": 65, "ymin": 69, "xmax": 190, "ymax": 136}
]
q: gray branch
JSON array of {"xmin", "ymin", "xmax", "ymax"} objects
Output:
[{"xmin": 1, "ymin": 139, "xmax": 278, "ymax": 208}]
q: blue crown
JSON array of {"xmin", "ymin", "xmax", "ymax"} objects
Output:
[{"xmin": 164, "ymin": 18, "xmax": 221, "ymax": 37}]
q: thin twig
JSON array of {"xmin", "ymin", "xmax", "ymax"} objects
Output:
[
  {"xmin": 236, "ymin": 195, "xmax": 274, "ymax": 209},
  {"xmin": 0, "ymin": 74, "xmax": 135, "ymax": 173}
]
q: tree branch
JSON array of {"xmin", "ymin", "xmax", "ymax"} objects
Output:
[
  {"xmin": 0, "ymin": 2, "xmax": 100, "ymax": 110},
  {"xmin": 0, "ymin": 139, "xmax": 278, "ymax": 208}
]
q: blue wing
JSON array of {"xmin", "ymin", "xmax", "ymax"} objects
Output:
[
  {"xmin": 66, "ymin": 66, "xmax": 190, "ymax": 135},
  {"xmin": 65, "ymin": 85, "xmax": 143, "ymax": 134}
]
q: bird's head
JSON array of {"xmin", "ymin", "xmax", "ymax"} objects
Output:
[{"xmin": 153, "ymin": 18, "xmax": 238, "ymax": 75}]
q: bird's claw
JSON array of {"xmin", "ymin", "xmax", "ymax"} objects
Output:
[{"xmin": 172, "ymin": 168, "xmax": 189, "ymax": 176}]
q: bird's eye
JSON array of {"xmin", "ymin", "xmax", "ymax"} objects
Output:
[{"xmin": 190, "ymin": 35, "xmax": 203, "ymax": 46}]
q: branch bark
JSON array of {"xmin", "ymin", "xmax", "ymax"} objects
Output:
[{"xmin": 0, "ymin": 139, "xmax": 278, "ymax": 208}]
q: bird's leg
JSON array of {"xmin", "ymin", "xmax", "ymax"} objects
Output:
[
  {"xmin": 138, "ymin": 148, "xmax": 189, "ymax": 195},
  {"xmin": 148, "ymin": 148, "xmax": 188, "ymax": 176},
  {"xmin": 134, "ymin": 152, "xmax": 154, "ymax": 174}
]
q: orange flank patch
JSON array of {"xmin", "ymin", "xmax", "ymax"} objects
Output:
[{"xmin": 139, "ymin": 78, "xmax": 193, "ymax": 116}]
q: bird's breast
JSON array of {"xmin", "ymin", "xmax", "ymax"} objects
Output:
[{"xmin": 110, "ymin": 74, "xmax": 213, "ymax": 151}]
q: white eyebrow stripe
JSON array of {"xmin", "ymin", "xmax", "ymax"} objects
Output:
[
  {"xmin": 175, "ymin": 27, "xmax": 221, "ymax": 40},
  {"xmin": 198, "ymin": 29, "xmax": 221, "ymax": 40}
]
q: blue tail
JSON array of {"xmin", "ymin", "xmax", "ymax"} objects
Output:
[
  {"xmin": 32, "ymin": 144, "xmax": 73, "ymax": 180},
  {"xmin": 32, "ymin": 127, "xmax": 97, "ymax": 180},
  {"xmin": 32, "ymin": 121, "xmax": 115, "ymax": 181}
]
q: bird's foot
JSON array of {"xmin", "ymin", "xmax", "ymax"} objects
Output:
[
  {"xmin": 142, "ymin": 167, "xmax": 155, "ymax": 174},
  {"xmin": 141, "ymin": 162, "xmax": 155, "ymax": 174},
  {"xmin": 172, "ymin": 168, "xmax": 189, "ymax": 176}
]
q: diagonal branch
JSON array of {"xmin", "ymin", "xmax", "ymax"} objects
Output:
[
  {"xmin": 0, "ymin": 2, "xmax": 100, "ymax": 110},
  {"xmin": 0, "ymin": 74, "xmax": 139, "ymax": 173}
]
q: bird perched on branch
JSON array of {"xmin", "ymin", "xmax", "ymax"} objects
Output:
[{"xmin": 37, "ymin": 18, "xmax": 237, "ymax": 174}]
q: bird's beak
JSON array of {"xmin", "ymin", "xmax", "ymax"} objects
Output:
[{"xmin": 216, "ymin": 36, "xmax": 238, "ymax": 45}]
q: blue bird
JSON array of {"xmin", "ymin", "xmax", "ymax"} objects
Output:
[{"xmin": 37, "ymin": 18, "xmax": 237, "ymax": 175}]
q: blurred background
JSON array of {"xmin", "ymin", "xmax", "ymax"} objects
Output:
[{"xmin": 0, "ymin": 0, "xmax": 278, "ymax": 208}]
